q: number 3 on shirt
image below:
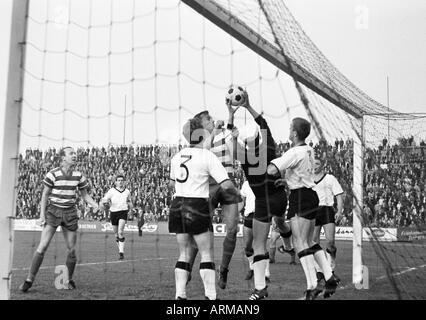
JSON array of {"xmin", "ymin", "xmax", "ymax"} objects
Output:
[{"xmin": 177, "ymin": 155, "xmax": 192, "ymax": 183}]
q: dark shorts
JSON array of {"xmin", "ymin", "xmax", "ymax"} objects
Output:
[
  {"xmin": 287, "ymin": 188, "xmax": 319, "ymax": 220},
  {"xmin": 315, "ymin": 206, "xmax": 336, "ymax": 226},
  {"xmin": 243, "ymin": 212, "xmax": 254, "ymax": 229},
  {"xmin": 168, "ymin": 197, "xmax": 212, "ymax": 235},
  {"xmin": 110, "ymin": 210, "xmax": 128, "ymax": 226},
  {"xmin": 209, "ymin": 181, "xmax": 242, "ymax": 209},
  {"xmin": 46, "ymin": 205, "xmax": 79, "ymax": 232},
  {"xmin": 254, "ymin": 191, "xmax": 287, "ymax": 223}
]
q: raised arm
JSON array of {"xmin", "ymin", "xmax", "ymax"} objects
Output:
[
  {"xmin": 226, "ymin": 99, "xmax": 239, "ymax": 128},
  {"xmin": 241, "ymin": 91, "xmax": 260, "ymax": 119},
  {"xmin": 241, "ymin": 90, "xmax": 276, "ymax": 152}
]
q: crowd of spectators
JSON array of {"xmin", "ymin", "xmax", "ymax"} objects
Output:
[
  {"xmin": 16, "ymin": 137, "xmax": 426, "ymax": 228},
  {"xmin": 315, "ymin": 137, "xmax": 426, "ymax": 228},
  {"xmin": 17, "ymin": 145, "xmax": 176, "ymax": 223}
]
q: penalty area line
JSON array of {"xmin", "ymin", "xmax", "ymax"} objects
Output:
[
  {"xmin": 375, "ymin": 263, "xmax": 426, "ymax": 281},
  {"xmin": 339, "ymin": 263, "xmax": 426, "ymax": 290},
  {"xmin": 11, "ymin": 257, "xmax": 174, "ymax": 272}
]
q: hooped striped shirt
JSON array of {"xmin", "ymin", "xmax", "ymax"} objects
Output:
[
  {"xmin": 43, "ymin": 167, "xmax": 89, "ymax": 209},
  {"xmin": 209, "ymin": 129, "xmax": 235, "ymax": 183}
]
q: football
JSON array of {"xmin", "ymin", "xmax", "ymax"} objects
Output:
[{"xmin": 225, "ymin": 85, "xmax": 245, "ymax": 107}]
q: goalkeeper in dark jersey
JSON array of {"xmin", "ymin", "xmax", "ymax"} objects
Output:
[{"xmin": 228, "ymin": 90, "xmax": 292, "ymax": 300}]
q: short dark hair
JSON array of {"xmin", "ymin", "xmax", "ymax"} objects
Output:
[
  {"xmin": 59, "ymin": 146, "xmax": 73, "ymax": 158},
  {"xmin": 116, "ymin": 174, "xmax": 125, "ymax": 180},
  {"xmin": 193, "ymin": 110, "xmax": 209, "ymax": 121},
  {"xmin": 292, "ymin": 118, "xmax": 311, "ymax": 140},
  {"xmin": 183, "ymin": 118, "xmax": 205, "ymax": 145}
]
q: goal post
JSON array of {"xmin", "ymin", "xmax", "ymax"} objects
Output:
[
  {"xmin": 0, "ymin": 0, "xmax": 28, "ymax": 300},
  {"xmin": 352, "ymin": 116, "xmax": 364, "ymax": 286}
]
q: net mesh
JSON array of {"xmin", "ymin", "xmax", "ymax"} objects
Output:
[
  {"xmin": 361, "ymin": 114, "xmax": 426, "ymax": 299},
  {"xmin": 11, "ymin": 0, "xmax": 426, "ymax": 299}
]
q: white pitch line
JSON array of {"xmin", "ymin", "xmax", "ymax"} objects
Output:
[
  {"xmin": 375, "ymin": 263, "xmax": 426, "ymax": 281},
  {"xmin": 11, "ymin": 257, "xmax": 173, "ymax": 272},
  {"xmin": 339, "ymin": 263, "xmax": 426, "ymax": 290}
]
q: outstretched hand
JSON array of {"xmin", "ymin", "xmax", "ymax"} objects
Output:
[{"xmin": 241, "ymin": 89, "xmax": 251, "ymax": 109}]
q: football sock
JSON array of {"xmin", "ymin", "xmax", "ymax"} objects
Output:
[
  {"xmin": 221, "ymin": 230, "xmax": 237, "ymax": 270},
  {"xmin": 265, "ymin": 252, "xmax": 271, "ymax": 278},
  {"xmin": 200, "ymin": 262, "xmax": 216, "ymax": 300},
  {"xmin": 175, "ymin": 261, "xmax": 190, "ymax": 299},
  {"xmin": 118, "ymin": 237, "xmax": 125, "ymax": 254},
  {"xmin": 27, "ymin": 251, "xmax": 44, "ymax": 282},
  {"xmin": 66, "ymin": 250, "xmax": 77, "ymax": 280},
  {"xmin": 245, "ymin": 248, "xmax": 254, "ymax": 270},
  {"xmin": 115, "ymin": 236, "xmax": 120, "ymax": 250},
  {"xmin": 269, "ymin": 246, "xmax": 276, "ymax": 261},
  {"xmin": 313, "ymin": 258, "xmax": 323, "ymax": 273},
  {"xmin": 310, "ymin": 244, "xmax": 333, "ymax": 280},
  {"xmin": 298, "ymin": 249, "xmax": 317, "ymax": 290},
  {"xmin": 253, "ymin": 254, "xmax": 268, "ymax": 290}
]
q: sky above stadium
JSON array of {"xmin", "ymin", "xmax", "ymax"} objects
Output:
[{"xmin": 15, "ymin": 0, "xmax": 426, "ymax": 151}]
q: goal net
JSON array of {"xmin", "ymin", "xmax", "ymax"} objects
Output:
[{"xmin": 6, "ymin": 0, "xmax": 425, "ymax": 299}]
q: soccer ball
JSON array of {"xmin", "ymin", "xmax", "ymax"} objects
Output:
[{"xmin": 226, "ymin": 85, "xmax": 245, "ymax": 107}]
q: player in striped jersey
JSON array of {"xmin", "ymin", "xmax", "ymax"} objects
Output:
[
  {"xmin": 312, "ymin": 157, "xmax": 343, "ymax": 287},
  {"xmin": 169, "ymin": 118, "xmax": 239, "ymax": 300},
  {"xmin": 268, "ymin": 118, "xmax": 338, "ymax": 299},
  {"xmin": 100, "ymin": 174, "xmax": 133, "ymax": 260},
  {"xmin": 19, "ymin": 147, "xmax": 99, "ymax": 292},
  {"xmin": 186, "ymin": 110, "xmax": 241, "ymax": 289}
]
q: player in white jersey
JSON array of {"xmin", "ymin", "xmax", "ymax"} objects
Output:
[
  {"xmin": 169, "ymin": 118, "xmax": 239, "ymax": 300},
  {"xmin": 312, "ymin": 157, "xmax": 344, "ymax": 286},
  {"xmin": 185, "ymin": 109, "xmax": 241, "ymax": 290},
  {"xmin": 100, "ymin": 175, "xmax": 132, "ymax": 260},
  {"xmin": 268, "ymin": 118, "xmax": 338, "ymax": 300}
]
